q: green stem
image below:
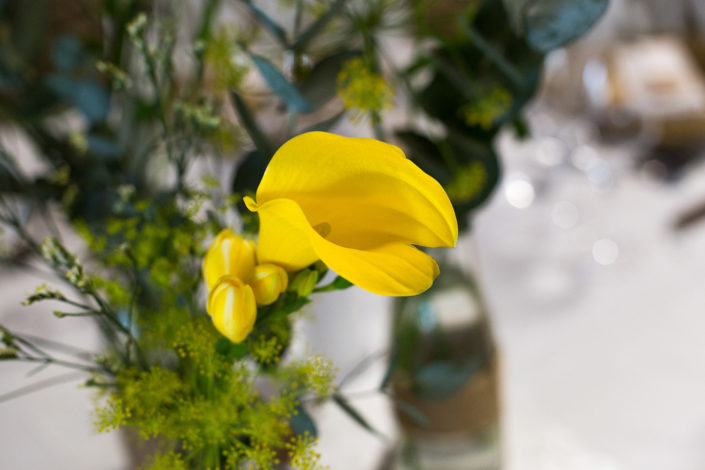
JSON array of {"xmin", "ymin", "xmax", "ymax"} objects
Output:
[{"xmin": 16, "ymin": 356, "xmax": 106, "ymax": 374}]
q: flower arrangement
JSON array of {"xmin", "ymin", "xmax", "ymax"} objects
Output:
[{"xmin": 0, "ymin": 0, "xmax": 607, "ymax": 468}]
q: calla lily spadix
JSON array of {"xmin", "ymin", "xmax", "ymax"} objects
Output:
[{"xmin": 244, "ymin": 132, "xmax": 458, "ymax": 297}]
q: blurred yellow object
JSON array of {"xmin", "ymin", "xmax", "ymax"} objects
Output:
[
  {"xmin": 245, "ymin": 131, "xmax": 458, "ymax": 297},
  {"xmin": 202, "ymin": 229, "xmax": 256, "ymax": 290},
  {"xmin": 250, "ymin": 263, "xmax": 288, "ymax": 306},
  {"xmin": 207, "ymin": 275, "xmax": 257, "ymax": 343}
]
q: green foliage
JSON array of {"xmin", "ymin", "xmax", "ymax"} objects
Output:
[
  {"xmin": 204, "ymin": 27, "xmax": 250, "ymax": 90},
  {"xmin": 251, "ymin": 54, "xmax": 313, "ymax": 113},
  {"xmin": 143, "ymin": 452, "xmax": 189, "ymax": 470},
  {"xmin": 22, "ymin": 284, "xmax": 67, "ymax": 306},
  {"xmin": 504, "ymin": 0, "xmax": 608, "ymax": 52}
]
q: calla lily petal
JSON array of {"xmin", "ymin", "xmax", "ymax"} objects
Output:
[
  {"xmin": 248, "ymin": 198, "xmax": 440, "ymax": 296},
  {"xmin": 244, "ymin": 197, "xmax": 318, "ymax": 271},
  {"xmin": 255, "ymin": 132, "xmax": 458, "ymax": 250}
]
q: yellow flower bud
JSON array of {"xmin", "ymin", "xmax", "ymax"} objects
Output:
[
  {"xmin": 250, "ymin": 263, "xmax": 288, "ymax": 306},
  {"xmin": 289, "ymin": 269, "xmax": 319, "ymax": 297},
  {"xmin": 207, "ymin": 275, "xmax": 257, "ymax": 343},
  {"xmin": 202, "ymin": 229, "xmax": 256, "ymax": 290}
]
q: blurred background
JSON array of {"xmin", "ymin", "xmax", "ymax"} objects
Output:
[{"xmin": 4, "ymin": 0, "xmax": 705, "ymax": 469}]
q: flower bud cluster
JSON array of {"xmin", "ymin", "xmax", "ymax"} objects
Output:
[{"xmin": 202, "ymin": 229, "xmax": 289, "ymax": 343}]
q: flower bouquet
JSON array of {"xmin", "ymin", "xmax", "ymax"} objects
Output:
[{"xmin": 0, "ymin": 1, "xmax": 608, "ymax": 468}]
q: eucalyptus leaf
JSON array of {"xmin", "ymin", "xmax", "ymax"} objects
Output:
[
  {"xmin": 395, "ymin": 130, "xmax": 451, "ymax": 184},
  {"xmin": 291, "ymin": 0, "xmax": 346, "ymax": 52},
  {"xmin": 52, "ymin": 36, "xmax": 83, "ymax": 72},
  {"xmin": 444, "ymin": 133, "xmax": 501, "ymax": 230},
  {"xmin": 332, "ymin": 394, "xmax": 380, "ymax": 436},
  {"xmin": 45, "ymin": 75, "xmax": 110, "ymax": 123},
  {"xmin": 504, "ymin": 0, "xmax": 608, "ymax": 52},
  {"xmin": 290, "ymin": 403, "xmax": 318, "ymax": 438},
  {"xmin": 249, "ymin": 54, "xmax": 313, "ymax": 113},
  {"xmin": 393, "ymin": 399, "xmax": 429, "ymax": 428},
  {"xmin": 230, "ymin": 91, "xmax": 275, "ymax": 157},
  {"xmin": 87, "ymin": 135, "xmax": 119, "ymax": 159},
  {"xmin": 412, "ymin": 360, "xmax": 481, "ymax": 401},
  {"xmin": 12, "ymin": 0, "xmax": 48, "ymax": 61},
  {"xmin": 232, "ymin": 149, "xmax": 269, "ymax": 195},
  {"xmin": 243, "ymin": 2, "xmax": 288, "ymax": 46},
  {"xmin": 0, "ymin": 164, "xmax": 21, "ymax": 193},
  {"xmin": 379, "ymin": 347, "xmax": 398, "ymax": 391},
  {"xmin": 298, "ymin": 50, "xmax": 361, "ymax": 110}
]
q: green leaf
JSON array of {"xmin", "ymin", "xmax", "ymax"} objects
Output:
[
  {"xmin": 312, "ymin": 275, "xmax": 352, "ymax": 293},
  {"xmin": 51, "ymin": 36, "xmax": 83, "ymax": 72},
  {"xmin": 393, "ymin": 399, "xmax": 429, "ymax": 428},
  {"xmin": 297, "ymin": 50, "xmax": 362, "ymax": 110},
  {"xmin": 412, "ymin": 360, "xmax": 480, "ymax": 401},
  {"xmin": 395, "ymin": 130, "xmax": 451, "ymax": 184},
  {"xmin": 378, "ymin": 347, "xmax": 398, "ymax": 391},
  {"xmin": 12, "ymin": 0, "xmax": 48, "ymax": 61},
  {"xmin": 445, "ymin": 131, "xmax": 501, "ymax": 207},
  {"xmin": 291, "ymin": 0, "xmax": 346, "ymax": 52},
  {"xmin": 332, "ymin": 394, "xmax": 380, "ymax": 436},
  {"xmin": 215, "ymin": 336, "xmax": 248, "ymax": 360},
  {"xmin": 230, "ymin": 91, "xmax": 275, "ymax": 156},
  {"xmin": 255, "ymin": 294, "xmax": 310, "ymax": 326},
  {"xmin": 243, "ymin": 2, "xmax": 288, "ymax": 46},
  {"xmin": 232, "ymin": 149, "xmax": 268, "ymax": 195},
  {"xmin": 45, "ymin": 75, "xmax": 110, "ymax": 123},
  {"xmin": 249, "ymin": 54, "xmax": 313, "ymax": 113},
  {"xmin": 290, "ymin": 403, "xmax": 318, "ymax": 438},
  {"xmin": 331, "ymin": 276, "xmax": 352, "ymax": 290},
  {"xmin": 504, "ymin": 0, "xmax": 608, "ymax": 52},
  {"xmin": 0, "ymin": 153, "xmax": 22, "ymax": 193}
]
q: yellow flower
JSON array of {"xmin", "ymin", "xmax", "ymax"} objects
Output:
[
  {"xmin": 202, "ymin": 229, "xmax": 256, "ymax": 290},
  {"xmin": 207, "ymin": 275, "xmax": 257, "ymax": 343},
  {"xmin": 244, "ymin": 132, "xmax": 458, "ymax": 297},
  {"xmin": 250, "ymin": 263, "xmax": 288, "ymax": 306}
]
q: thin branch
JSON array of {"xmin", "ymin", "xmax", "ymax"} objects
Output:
[
  {"xmin": 338, "ymin": 349, "xmax": 388, "ymax": 389},
  {"xmin": 0, "ymin": 371, "xmax": 86, "ymax": 403}
]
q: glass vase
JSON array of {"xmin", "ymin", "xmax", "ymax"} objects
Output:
[{"xmin": 387, "ymin": 246, "xmax": 501, "ymax": 470}]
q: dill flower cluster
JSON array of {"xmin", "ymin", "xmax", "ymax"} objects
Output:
[
  {"xmin": 337, "ymin": 58, "xmax": 394, "ymax": 120},
  {"xmin": 460, "ymin": 86, "xmax": 512, "ymax": 129}
]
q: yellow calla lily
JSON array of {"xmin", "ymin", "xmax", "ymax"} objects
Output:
[
  {"xmin": 207, "ymin": 275, "xmax": 257, "ymax": 343},
  {"xmin": 244, "ymin": 132, "xmax": 458, "ymax": 296},
  {"xmin": 202, "ymin": 229, "xmax": 256, "ymax": 290}
]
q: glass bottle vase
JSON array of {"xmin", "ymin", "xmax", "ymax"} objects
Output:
[{"xmin": 388, "ymin": 247, "xmax": 501, "ymax": 470}]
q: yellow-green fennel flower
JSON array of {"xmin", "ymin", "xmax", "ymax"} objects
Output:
[
  {"xmin": 244, "ymin": 132, "xmax": 458, "ymax": 297},
  {"xmin": 202, "ymin": 229, "xmax": 256, "ymax": 291},
  {"xmin": 207, "ymin": 275, "xmax": 257, "ymax": 343},
  {"xmin": 337, "ymin": 58, "xmax": 393, "ymax": 119}
]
